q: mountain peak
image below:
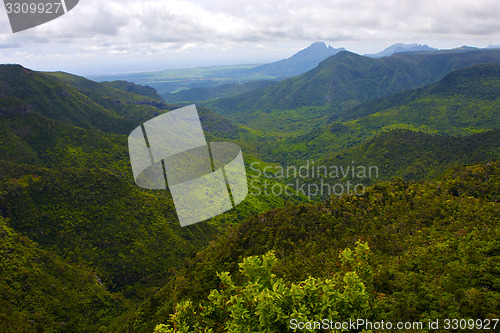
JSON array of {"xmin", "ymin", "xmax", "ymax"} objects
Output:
[
  {"xmin": 289, "ymin": 41, "xmax": 345, "ymax": 60},
  {"xmin": 248, "ymin": 41, "xmax": 346, "ymax": 77},
  {"xmin": 366, "ymin": 43, "xmax": 438, "ymax": 58},
  {"xmin": 455, "ymin": 45, "xmax": 479, "ymax": 50},
  {"xmin": 307, "ymin": 41, "xmax": 328, "ymax": 48}
]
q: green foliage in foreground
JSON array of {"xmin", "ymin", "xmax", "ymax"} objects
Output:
[
  {"xmin": 128, "ymin": 161, "xmax": 499, "ymax": 332},
  {"xmin": 154, "ymin": 242, "xmax": 373, "ymax": 333}
]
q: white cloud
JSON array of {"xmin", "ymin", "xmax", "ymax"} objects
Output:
[{"xmin": 0, "ymin": 0, "xmax": 498, "ymax": 74}]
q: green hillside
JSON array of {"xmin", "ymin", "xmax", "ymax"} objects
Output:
[
  {"xmin": 0, "ymin": 109, "xmax": 129, "ymax": 171},
  {"xmin": 327, "ymin": 129, "xmax": 500, "ymax": 182},
  {"xmin": 0, "ymin": 65, "xmax": 268, "ymax": 170},
  {"xmin": 127, "ymin": 161, "xmax": 500, "ymax": 332},
  {"xmin": 102, "ymin": 80, "xmax": 165, "ymax": 102},
  {"xmin": 206, "ymin": 50, "xmax": 500, "ymax": 134},
  {"xmin": 259, "ymin": 129, "xmax": 499, "ymax": 201},
  {"xmin": 42, "ymin": 70, "xmax": 273, "ymax": 157},
  {"xmin": 0, "ymin": 215, "xmax": 127, "ymax": 332},
  {"xmin": 331, "ymin": 61, "xmax": 500, "ymax": 123},
  {"xmin": 270, "ymin": 62, "xmax": 500, "ymax": 162},
  {"xmin": 45, "ymin": 71, "xmax": 173, "ymax": 125},
  {"xmin": 0, "ymin": 161, "xmax": 217, "ymax": 297},
  {"xmin": 0, "ymin": 65, "xmax": 136, "ymax": 134}
]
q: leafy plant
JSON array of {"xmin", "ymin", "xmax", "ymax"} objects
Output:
[{"xmin": 154, "ymin": 242, "xmax": 375, "ymax": 332}]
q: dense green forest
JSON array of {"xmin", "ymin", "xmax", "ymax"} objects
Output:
[
  {"xmin": 0, "ymin": 64, "xmax": 297, "ymax": 331},
  {"xmin": 0, "ymin": 48, "xmax": 499, "ymax": 332},
  {"xmin": 0, "ymin": 214, "xmax": 127, "ymax": 332},
  {"xmin": 132, "ymin": 161, "xmax": 500, "ymax": 332}
]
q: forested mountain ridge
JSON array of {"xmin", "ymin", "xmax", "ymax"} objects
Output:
[
  {"xmin": 206, "ymin": 49, "xmax": 500, "ymax": 126},
  {"xmin": 269, "ymin": 62, "xmax": 500, "ymax": 162},
  {"xmin": 331, "ymin": 61, "xmax": 500, "ymax": 122},
  {"xmin": 0, "ymin": 65, "xmax": 138, "ymax": 134},
  {"xmin": 0, "ymin": 64, "xmax": 261, "ymax": 170},
  {"xmin": 90, "ymin": 42, "xmax": 346, "ymax": 97},
  {"xmin": 325, "ymin": 129, "xmax": 500, "ymax": 182},
  {"xmin": 116, "ymin": 54, "xmax": 500, "ymax": 331},
  {"xmin": 102, "ymin": 80, "xmax": 165, "ymax": 102}
]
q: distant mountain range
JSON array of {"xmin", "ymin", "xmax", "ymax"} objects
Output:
[
  {"xmin": 246, "ymin": 41, "xmax": 345, "ymax": 77},
  {"xmin": 160, "ymin": 42, "xmax": 344, "ymax": 103},
  {"xmin": 365, "ymin": 43, "xmax": 438, "ymax": 57},
  {"xmin": 206, "ymin": 49, "xmax": 500, "ymax": 130},
  {"xmin": 92, "ymin": 42, "xmax": 495, "ymax": 101},
  {"xmin": 92, "ymin": 42, "xmax": 348, "ymax": 99}
]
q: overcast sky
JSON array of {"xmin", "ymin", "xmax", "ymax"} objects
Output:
[{"xmin": 0, "ymin": 0, "xmax": 499, "ymax": 76}]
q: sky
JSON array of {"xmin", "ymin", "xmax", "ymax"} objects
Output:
[{"xmin": 0, "ymin": 0, "xmax": 499, "ymax": 76}]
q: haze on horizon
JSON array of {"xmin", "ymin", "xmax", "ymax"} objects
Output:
[{"xmin": 0, "ymin": 0, "xmax": 498, "ymax": 76}]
